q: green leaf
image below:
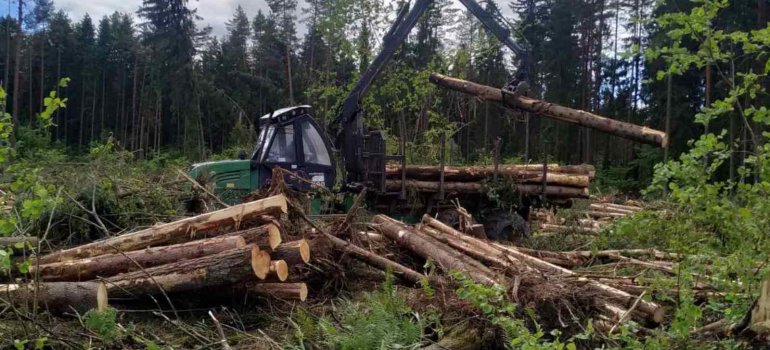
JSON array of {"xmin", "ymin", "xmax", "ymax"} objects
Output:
[{"xmin": 17, "ymin": 260, "xmax": 30, "ymax": 274}]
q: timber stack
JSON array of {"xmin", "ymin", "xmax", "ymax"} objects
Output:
[
  {"xmin": 384, "ymin": 163, "xmax": 595, "ymax": 201},
  {"xmin": 531, "ymin": 199, "xmax": 644, "ymax": 237},
  {"xmin": 1, "ymin": 194, "xmax": 312, "ymax": 315}
]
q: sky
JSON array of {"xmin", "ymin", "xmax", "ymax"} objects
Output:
[
  {"xmin": 0, "ymin": 0, "xmax": 275, "ymax": 37},
  {"xmin": 0, "ymin": 0, "xmax": 518, "ymax": 39}
]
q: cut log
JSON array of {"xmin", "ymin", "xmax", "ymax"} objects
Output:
[
  {"xmin": 0, "ymin": 282, "xmax": 108, "ymax": 315},
  {"xmin": 0, "ymin": 236, "xmax": 39, "ymax": 247},
  {"xmin": 590, "ymin": 203, "xmax": 635, "ymax": 215},
  {"xmin": 357, "ymin": 231, "xmax": 385, "ymax": 241},
  {"xmin": 587, "ymin": 211, "xmax": 627, "ymax": 219},
  {"xmin": 38, "ymin": 195, "xmax": 287, "ymax": 264},
  {"xmin": 387, "ymin": 164, "xmax": 595, "ymax": 178},
  {"xmin": 384, "ymin": 180, "xmax": 589, "ymax": 198},
  {"xmin": 429, "ymin": 73, "xmax": 668, "ymax": 147},
  {"xmin": 223, "ymin": 223, "xmax": 282, "ymax": 249},
  {"xmin": 251, "ymin": 283, "xmax": 307, "ymax": 301},
  {"xmin": 269, "ymin": 260, "xmax": 289, "ymax": 282},
  {"xmin": 538, "ymin": 224, "xmax": 600, "ymax": 235},
  {"xmin": 31, "ymin": 236, "xmax": 247, "ymax": 281},
  {"xmin": 324, "ymin": 233, "xmax": 438, "ymax": 285},
  {"xmin": 105, "ymin": 245, "xmax": 271, "ymax": 297},
  {"xmin": 271, "ymin": 240, "xmax": 310, "ymax": 265},
  {"xmin": 385, "ymin": 165, "xmax": 591, "ymax": 186},
  {"xmin": 373, "ymin": 215, "xmax": 499, "ymax": 286}
]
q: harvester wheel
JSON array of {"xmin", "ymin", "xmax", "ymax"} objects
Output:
[{"xmin": 483, "ymin": 211, "xmax": 529, "ymax": 242}]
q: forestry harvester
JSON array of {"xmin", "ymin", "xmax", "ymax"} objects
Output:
[{"xmin": 188, "ymin": 0, "xmax": 667, "ymax": 241}]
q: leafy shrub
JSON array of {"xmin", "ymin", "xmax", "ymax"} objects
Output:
[{"xmin": 452, "ymin": 272, "xmax": 579, "ymax": 350}]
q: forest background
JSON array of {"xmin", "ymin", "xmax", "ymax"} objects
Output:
[{"xmin": 1, "ymin": 0, "xmax": 757, "ymax": 193}]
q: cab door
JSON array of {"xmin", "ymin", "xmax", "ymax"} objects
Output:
[
  {"xmin": 255, "ymin": 116, "xmax": 336, "ymax": 190},
  {"xmin": 295, "ymin": 115, "xmax": 336, "ymax": 188}
]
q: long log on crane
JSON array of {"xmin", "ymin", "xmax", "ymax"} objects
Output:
[{"xmin": 429, "ymin": 73, "xmax": 668, "ymax": 147}]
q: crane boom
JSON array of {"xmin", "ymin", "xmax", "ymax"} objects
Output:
[{"xmin": 331, "ymin": 0, "xmax": 528, "ymax": 184}]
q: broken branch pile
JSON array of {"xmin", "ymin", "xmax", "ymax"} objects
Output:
[
  {"xmin": 3, "ymin": 194, "xmax": 313, "ymax": 315},
  {"xmin": 385, "ymin": 163, "xmax": 595, "ymax": 200},
  {"xmin": 364, "ymin": 214, "xmax": 664, "ymax": 333}
]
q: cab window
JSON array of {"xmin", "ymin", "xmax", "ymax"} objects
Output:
[
  {"xmin": 266, "ymin": 124, "xmax": 296, "ymax": 163},
  {"xmin": 300, "ymin": 121, "xmax": 331, "ymax": 166}
]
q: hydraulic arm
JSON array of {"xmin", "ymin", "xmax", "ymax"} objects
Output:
[{"xmin": 330, "ymin": 0, "xmax": 529, "ymax": 184}]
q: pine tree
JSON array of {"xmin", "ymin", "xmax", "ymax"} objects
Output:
[
  {"xmin": 139, "ymin": 0, "xmax": 204, "ymax": 159},
  {"xmin": 266, "ymin": 0, "xmax": 298, "ymax": 104}
]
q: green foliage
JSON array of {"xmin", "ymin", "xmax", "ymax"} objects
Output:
[
  {"xmin": 287, "ymin": 273, "xmax": 430, "ymax": 350},
  {"xmin": 84, "ymin": 307, "xmax": 123, "ymax": 344},
  {"xmin": 452, "ymin": 272, "xmax": 579, "ymax": 350},
  {"xmin": 0, "ymin": 82, "xmax": 66, "ymax": 272}
]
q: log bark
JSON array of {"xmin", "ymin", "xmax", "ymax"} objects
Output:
[
  {"xmin": 385, "ymin": 165, "xmax": 592, "ymax": 186},
  {"xmin": 429, "ymin": 73, "xmax": 668, "ymax": 147},
  {"xmin": 384, "ymin": 180, "xmax": 589, "ymax": 198},
  {"xmin": 223, "ymin": 223, "xmax": 282, "ymax": 249},
  {"xmin": 251, "ymin": 283, "xmax": 307, "ymax": 301},
  {"xmin": 32, "ymin": 236, "xmax": 247, "ymax": 282},
  {"xmin": 271, "ymin": 240, "xmax": 310, "ymax": 265},
  {"xmin": 39, "ymin": 195, "xmax": 287, "ymax": 264},
  {"xmin": 373, "ymin": 215, "xmax": 499, "ymax": 286},
  {"xmin": 0, "ymin": 236, "xmax": 39, "ymax": 247},
  {"xmin": 105, "ymin": 245, "xmax": 271, "ymax": 297},
  {"xmin": 1, "ymin": 282, "xmax": 108, "ymax": 315}
]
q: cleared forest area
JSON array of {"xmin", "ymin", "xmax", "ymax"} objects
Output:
[{"xmin": 0, "ymin": 0, "xmax": 769, "ymax": 349}]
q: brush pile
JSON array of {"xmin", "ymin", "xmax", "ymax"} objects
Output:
[
  {"xmin": 384, "ymin": 163, "xmax": 595, "ymax": 200},
  {"xmin": 360, "ymin": 213, "xmax": 666, "ymax": 334},
  {"xmin": 1, "ymin": 194, "xmax": 313, "ymax": 315}
]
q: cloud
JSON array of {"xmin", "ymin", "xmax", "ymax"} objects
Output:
[{"xmin": 44, "ymin": 0, "xmax": 278, "ymax": 37}]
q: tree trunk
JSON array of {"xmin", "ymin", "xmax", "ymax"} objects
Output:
[
  {"xmin": 10, "ymin": 0, "xmax": 23, "ymax": 146},
  {"xmin": 386, "ymin": 164, "xmax": 595, "ymax": 179},
  {"xmin": 32, "ymin": 236, "xmax": 247, "ymax": 282},
  {"xmin": 37, "ymin": 195, "xmax": 287, "ymax": 263},
  {"xmin": 251, "ymin": 282, "xmax": 307, "ymax": 301},
  {"xmin": 384, "ymin": 180, "xmax": 589, "ymax": 198},
  {"xmin": 271, "ymin": 240, "xmax": 310, "ymax": 266},
  {"xmin": 429, "ymin": 73, "xmax": 668, "ymax": 147},
  {"xmin": 105, "ymin": 245, "xmax": 271, "ymax": 297},
  {"xmin": 0, "ymin": 236, "xmax": 39, "ymax": 247},
  {"xmin": 1, "ymin": 282, "xmax": 108, "ymax": 315}
]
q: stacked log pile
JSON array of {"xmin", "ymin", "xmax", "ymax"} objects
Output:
[
  {"xmin": 532, "ymin": 200, "xmax": 644, "ymax": 236},
  {"xmin": 384, "ymin": 163, "xmax": 595, "ymax": 200},
  {"xmin": 2, "ymin": 194, "xmax": 313, "ymax": 314}
]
